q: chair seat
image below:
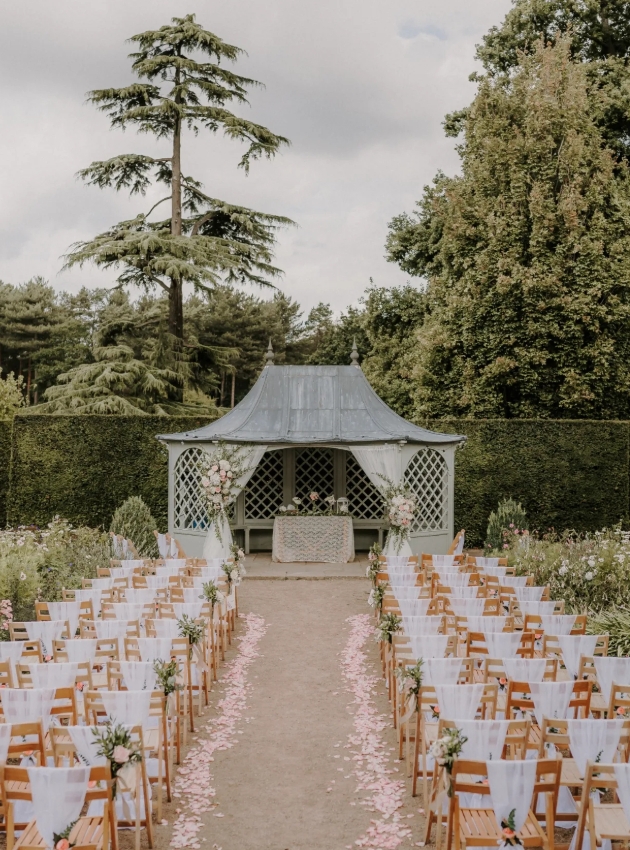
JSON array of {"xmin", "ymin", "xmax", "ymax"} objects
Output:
[
  {"xmin": 15, "ymin": 816, "xmax": 103, "ymax": 850},
  {"xmin": 593, "ymin": 804, "xmax": 630, "ymax": 841},
  {"xmin": 560, "ymin": 758, "xmax": 583, "ymax": 786},
  {"xmin": 591, "ymin": 692, "xmax": 608, "ymax": 715},
  {"xmin": 459, "ymin": 808, "xmax": 544, "ymax": 847}
]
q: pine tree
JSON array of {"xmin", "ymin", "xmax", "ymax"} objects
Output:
[{"xmin": 65, "ymin": 14, "xmax": 293, "ymax": 340}]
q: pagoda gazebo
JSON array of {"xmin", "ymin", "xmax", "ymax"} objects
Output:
[{"xmin": 158, "ymin": 347, "xmax": 465, "ymax": 557}]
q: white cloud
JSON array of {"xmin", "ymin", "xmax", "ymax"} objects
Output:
[{"xmin": 0, "ymin": 0, "xmax": 510, "ymax": 313}]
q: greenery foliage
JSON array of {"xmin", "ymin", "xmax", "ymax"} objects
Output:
[
  {"xmin": 486, "ymin": 497, "xmax": 528, "ymax": 551},
  {"xmin": 387, "ymin": 37, "xmax": 630, "ymax": 419},
  {"xmin": 110, "ymin": 496, "xmax": 159, "ymax": 558},
  {"xmin": 0, "ymin": 374, "xmax": 26, "ymax": 418},
  {"xmin": 586, "ymin": 607, "xmax": 630, "ymax": 656}
]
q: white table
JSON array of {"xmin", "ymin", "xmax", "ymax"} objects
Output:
[{"xmin": 272, "ymin": 516, "xmax": 355, "ymax": 563}]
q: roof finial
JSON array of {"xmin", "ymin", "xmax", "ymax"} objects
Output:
[
  {"xmin": 265, "ymin": 339, "xmax": 275, "ymax": 366},
  {"xmin": 350, "ymin": 337, "xmax": 360, "ymax": 368}
]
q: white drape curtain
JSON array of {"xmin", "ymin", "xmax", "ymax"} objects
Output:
[
  {"xmin": 202, "ymin": 444, "xmax": 268, "ymax": 561},
  {"xmin": 28, "ymin": 766, "xmax": 90, "ymax": 848}
]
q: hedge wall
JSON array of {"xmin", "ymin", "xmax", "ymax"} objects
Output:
[
  {"xmin": 6, "ymin": 415, "xmax": 213, "ymax": 531},
  {"xmin": 425, "ymin": 419, "xmax": 630, "ymax": 547},
  {"xmin": 0, "ymin": 419, "xmax": 12, "ymax": 525},
  {"xmin": 3, "ymin": 415, "xmax": 629, "ymax": 545}
]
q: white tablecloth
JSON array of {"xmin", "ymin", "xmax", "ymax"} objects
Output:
[{"xmin": 272, "ymin": 516, "xmax": 355, "ymax": 563}]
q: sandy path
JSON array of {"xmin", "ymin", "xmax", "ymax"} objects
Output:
[{"xmin": 160, "ymin": 579, "xmax": 425, "ymax": 850}]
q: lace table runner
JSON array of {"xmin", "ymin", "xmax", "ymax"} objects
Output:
[{"xmin": 272, "ymin": 516, "xmax": 355, "ymax": 563}]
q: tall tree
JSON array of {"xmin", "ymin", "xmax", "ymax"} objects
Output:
[
  {"xmin": 66, "ymin": 14, "xmax": 293, "ymax": 339},
  {"xmin": 386, "ymin": 37, "xmax": 630, "ymax": 419}
]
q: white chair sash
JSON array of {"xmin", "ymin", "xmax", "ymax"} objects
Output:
[
  {"xmin": 1, "ymin": 688, "xmax": 56, "ymax": 725},
  {"xmin": 484, "ymin": 565, "xmax": 509, "ymax": 577},
  {"xmin": 137, "ymin": 638, "xmax": 173, "ymax": 663},
  {"xmin": 594, "ymin": 657, "xmax": 630, "ymax": 704},
  {"xmin": 178, "ymin": 588, "xmax": 204, "ymax": 605},
  {"xmin": 94, "ymin": 619, "xmax": 132, "ymax": 640},
  {"xmin": 144, "ymin": 576, "xmax": 170, "ymax": 590},
  {"xmin": 467, "ymin": 616, "xmax": 507, "ymax": 634},
  {"xmin": 449, "ymin": 599, "xmax": 486, "ymax": 618},
  {"xmin": 457, "ymin": 719, "xmax": 510, "ymax": 760},
  {"xmin": 72, "ymin": 589, "xmax": 103, "ymax": 618},
  {"xmin": 61, "ymin": 639, "xmax": 99, "ymax": 663},
  {"xmin": 155, "ymin": 565, "xmax": 181, "ymax": 578},
  {"xmin": 100, "ymin": 689, "xmax": 152, "ymax": 728},
  {"xmin": 25, "ymin": 621, "xmax": 66, "ymax": 657},
  {"xmin": 448, "ymin": 587, "xmax": 480, "ymax": 599},
  {"xmin": 409, "ymin": 634, "xmax": 450, "ymax": 659},
  {"xmin": 613, "ymin": 765, "xmax": 630, "ymax": 824},
  {"xmin": 529, "ymin": 681, "xmax": 574, "ymax": 725},
  {"xmin": 171, "ymin": 602, "xmax": 205, "ymax": 621},
  {"xmin": 454, "ymin": 533, "xmax": 465, "ymax": 554},
  {"xmin": 164, "ymin": 558, "xmax": 187, "ymax": 569},
  {"xmin": 195, "ymin": 567, "xmax": 222, "ymax": 582},
  {"xmin": 432, "ymin": 555, "xmax": 456, "ymax": 567},
  {"xmin": 123, "ymin": 589, "xmax": 157, "ymax": 606},
  {"xmin": 435, "ymin": 572, "xmax": 469, "ymax": 588},
  {"xmin": 119, "ymin": 661, "xmax": 158, "ymax": 691},
  {"xmin": 110, "ymin": 565, "xmax": 136, "ymax": 578},
  {"xmin": 67, "ymin": 725, "xmax": 107, "ymax": 767},
  {"xmin": 28, "ymin": 766, "xmax": 90, "ymax": 848},
  {"xmin": 389, "ymin": 574, "xmax": 417, "ymax": 589},
  {"xmin": 152, "ymin": 619, "xmax": 181, "ymax": 639},
  {"xmin": 487, "ymin": 759, "xmax": 537, "ymax": 836},
  {"xmin": 0, "ymin": 641, "xmax": 28, "ymax": 669},
  {"xmin": 518, "ymin": 601, "xmax": 558, "ymax": 617},
  {"xmin": 567, "ymin": 719, "xmax": 624, "ymax": 777},
  {"xmin": 0, "ymin": 724, "xmax": 12, "ymax": 763},
  {"xmin": 29, "ymin": 662, "xmax": 79, "ymax": 689},
  {"xmin": 539, "ymin": 615, "xmax": 576, "ymax": 635},
  {"xmin": 514, "ymin": 587, "xmax": 545, "ymax": 603},
  {"xmin": 203, "ymin": 558, "xmax": 224, "ymax": 570},
  {"xmin": 88, "ymin": 578, "xmax": 115, "ymax": 590},
  {"xmin": 398, "ymin": 599, "xmax": 431, "ymax": 620},
  {"xmin": 424, "ymin": 658, "xmax": 463, "ymax": 686},
  {"xmin": 557, "ymin": 635, "xmax": 599, "ymax": 680},
  {"xmin": 475, "ymin": 557, "xmax": 500, "ymax": 569},
  {"xmin": 156, "ymin": 533, "xmax": 169, "ymax": 558},
  {"xmin": 110, "ymin": 603, "xmax": 147, "ymax": 622},
  {"xmin": 47, "ymin": 602, "xmax": 82, "ymax": 638},
  {"xmin": 434, "ymin": 683, "xmax": 484, "ymax": 720},
  {"xmin": 502, "ymin": 657, "xmax": 547, "ymax": 683},
  {"xmin": 483, "ymin": 631, "xmax": 522, "ymax": 658},
  {"xmin": 402, "ymin": 616, "xmax": 442, "ymax": 636},
  {"xmin": 386, "ymin": 556, "xmax": 410, "ymax": 567}
]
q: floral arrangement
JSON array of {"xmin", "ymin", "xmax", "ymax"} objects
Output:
[
  {"xmin": 53, "ymin": 820, "xmax": 77, "ymax": 850},
  {"xmin": 394, "ymin": 659, "xmax": 423, "ymax": 700},
  {"xmin": 177, "ymin": 614, "xmax": 205, "ymax": 646},
  {"xmin": 374, "ymin": 612, "xmax": 402, "ymax": 644},
  {"xmin": 198, "ymin": 444, "xmax": 252, "ymax": 539},
  {"xmin": 278, "ymin": 494, "xmax": 339, "ymax": 516},
  {"xmin": 367, "ymin": 582, "xmax": 386, "ymax": 614},
  {"xmin": 199, "ymin": 580, "xmax": 224, "ymax": 608},
  {"xmin": 429, "ymin": 726, "xmax": 467, "ymax": 795},
  {"xmin": 222, "ymin": 561, "xmax": 241, "ymax": 590},
  {"xmin": 366, "ymin": 542, "xmax": 383, "ymax": 585},
  {"xmin": 92, "ymin": 720, "xmax": 142, "ymax": 798},
  {"xmin": 153, "ymin": 659, "xmax": 182, "ymax": 697},
  {"xmin": 500, "ymin": 809, "xmax": 521, "ymax": 846},
  {"xmin": 381, "ymin": 481, "xmax": 416, "ymax": 554},
  {"xmin": 230, "ymin": 543, "xmax": 246, "ymax": 567}
]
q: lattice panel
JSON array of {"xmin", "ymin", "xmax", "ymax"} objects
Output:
[
  {"xmin": 345, "ymin": 454, "xmax": 383, "ymax": 519},
  {"xmin": 295, "ymin": 448, "xmax": 334, "ymax": 505},
  {"xmin": 245, "ymin": 451, "xmax": 284, "ymax": 519},
  {"xmin": 404, "ymin": 448, "xmax": 448, "ymax": 533},
  {"xmin": 174, "ymin": 447, "xmax": 233, "ymax": 533}
]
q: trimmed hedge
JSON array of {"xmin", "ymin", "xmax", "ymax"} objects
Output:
[
  {"xmin": 426, "ymin": 419, "xmax": 630, "ymax": 547},
  {"xmin": 6, "ymin": 415, "xmax": 213, "ymax": 531},
  {"xmin": 2, "ymin": 415, "xmax": 629, "ymax": 546},
  {"xmin": 0, "ymin": 419, "xmax": 12, "ymax": 525}
]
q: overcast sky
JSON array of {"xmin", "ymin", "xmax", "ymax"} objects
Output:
[{"xmin": 0, "ymin": 0, "xmax": 510, "ymax": 315}]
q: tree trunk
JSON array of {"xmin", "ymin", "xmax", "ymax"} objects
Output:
[
  {"xmin": 231, "ymin": 371, "xmax": 236, "ymax": 408},
  {"xmin": 169, "ymin": 62, "xmax": 184, "ymax": 341},
  {"xmin": 169, "ymin": 278, "xmax": 184, "ymax": 340}
]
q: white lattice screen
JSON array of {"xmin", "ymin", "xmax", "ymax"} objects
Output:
[
  {"xmin": 295, "ymin": 448, "xmax": 334, "ymax": 503},
  {"xmin": 173, "ymin": 447, "xmax": 234, "ymax": 533},
  {"xmin": 404, "ymin": 448, "xmax": 448, "ymax": 532},
  {"xmin": 245, "ymin": 451, "xmax": 284, "ymax": 519},
  {"xmin": 345, "ymin": 454, "xmax": 383, "ymax": 519}
]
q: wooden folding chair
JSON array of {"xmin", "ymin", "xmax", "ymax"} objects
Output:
[{"xmin": 575, "ymin": 762, "xmax": 630, "ymax": 850}]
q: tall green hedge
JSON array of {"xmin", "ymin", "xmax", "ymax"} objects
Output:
[
  {"xmin": 426, "ymin": 419, "xmax": 629, "ymax": 547},
  {"xmin": 6, "ymin": 415, "xmax": 213, "ymax": 530},
  {"xmin": 3, "ymin": 415, "xmax": 629, "ymax": 545},
  {"xmin": 0, "ymin": 419, "xmax": 12, "ymax": 525}
]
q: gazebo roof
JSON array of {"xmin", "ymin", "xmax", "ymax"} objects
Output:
[{"xmin": 159, "ymin": 364, "xmax": 465, "ymax": 446}]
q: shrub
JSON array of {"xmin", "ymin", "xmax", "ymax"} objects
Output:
[
  {"xmin": 486, "ymin": 497, "xmax": 528, "ymax": 552},
  {"xmin": 586, "ymin": 608, "xmax": 630, "ymax": 656},
  {"xmin": 110, "ymin": 496, "xmax": 159, "ymax": 558}
]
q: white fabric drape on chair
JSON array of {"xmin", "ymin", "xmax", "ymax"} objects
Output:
[
  {"xmin": 423, "ymin": 658, "xmax": 463, "ymax": 686},
  {"xmin": 47, "ymin": 602, "xmax": 81, "ymax": 638},
  {"xmin": 72, "ymin": 589, "xmax": 103, "ymax": 618},
  {"xmin": 119, "ymin": 661, "xmax": 159, "ymax": 691},
  {"xmin": 0, "ymin": 641, "xmax": 29, "ymax": 669},
  {"xmin": 62, "ymin": 639, "xmax": 99, "ymax": 663},
  {"xmin": 152, "ymin": 619, "xmax": 180, "ymax": 639},
  {"xmin": 519, "ymin": 601, "xmax": 558, "ymax": 617},
  {"xmin": 171, "ymin": 601, "xmax": 204, "ymax": 620},
  {"xmin": 458, "ymin": 719, "xmax": 510, "ymax": 761},
  {"xmin": 434, "ymin": 683, "xmax": 484, "ymax": 720},
  {"xmin": 529, "ymin": 681, "xmax": 574, "ymax": 725},
  {"xmin": 67, "ymin": 726, "xmax": 107, "ymax": 767},
  {"xmin": 403, "ymin": 616, "xmax": 442, "ymax": 636},
  {"xmin": 1, "ymin": 688, "xmax": 57, "ymax": 725},
  {"xmin": 399, "ymin": 599, "xmax": 431, "ymax": 620},
  {"xmin": 502, "ymin": 657, "xmax": 547, "ymax": 683},
  {"xmin": 25, "ymin": 621, "xmax": 66, "ymax": 657},
  {"xmin": 450, "ymin": 599, "xmax": 487, "ymax": 618},
  {"xmin": 514, "ymin": 587, "xmax": 545, "ymax": 603},
  {"xmin": 567, "ymin": 719, "xmax": 624, "ymax": 777},
  {"xmin": 137, "ymin": 638, "xmax": 173, "ymax": 663},
  {"xmin": 409, "ymin": 634, "xmax": 450, "ymax": 659},
  {"xmin": 594, "ymin": 657, "xmax": 630, "ymax": 704},
  {"xmin": 29, "ymin": 662, "xmax": 79, "ymax": 690},
  {"xmin": 466, "ymin": 616, "xmax": 506, "ymax": 634},
  {"xmin": 557, "ymin": 635, "xmax": 599, "ymax": 680},
  {"xmin": 202, "ymin": 444, "xmax": 268, "ymax": 561},
  {"xmin": 483, "ymin": 631, "xmax": 523, "ymax": 658},
  {"xmin": 487, "ymin": 760, "xmax": 537, "ymax": 838},
  {"xmin": 0, "ymin": 725, "xmax": 12, "ymax": 764},
  {"xmin": 28, "ymin": 766, "xmax": 90, "ymax": 848},
  {"xmin": 613, "ymin": 765, "xmax": 630, "ymax": 823},
  {"xmin": 539, "ymin": 615, "xmax": 576, "ymax": 635},
  {"xmin": 100, "ymin": 690, "xmax": 153, "ymax": 728}
]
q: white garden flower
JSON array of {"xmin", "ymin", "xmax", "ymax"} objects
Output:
[
  {"xmin": 585, "ymin": 571, "xmax": 594, "ymax": 581},
  {"xmin": 279, "ymin": 506, "xmax": 287, "ymax": 512},
  {"xmin": 293, "ymin": 497, "xmax": 302, "ymax": 504}
]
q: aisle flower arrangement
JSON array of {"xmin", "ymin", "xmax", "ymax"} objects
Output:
[
  {"xmin": 198, "ymin": 444, "xmax": 251, "ymax": 539},
  {"xmin": 92, "ymin": 720, "xmax": 142, "ymax": 798},
  {"xmin": 366, "ymin": 542, "xmax": 382, "ymax": 585},
  {"xmin": 375, "ymin": 612, "xmax": 402, "ymax": 644},
  {"xmin": 381, "ymin": 481, "xmax": 416, "ymax": 553}
]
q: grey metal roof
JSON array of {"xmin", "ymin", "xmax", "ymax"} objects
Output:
[{"xmin": 159, "ymin": 365, "xmax": 465, "ymax": 446}]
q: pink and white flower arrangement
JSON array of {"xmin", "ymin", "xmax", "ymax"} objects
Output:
[
  {"xmin": 198, "ymin": 444, "xmax": 253, "ymax": 538},
  {"xmin": 381, "ymin": 482, "xmax": 416, "ymax": 553}
]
